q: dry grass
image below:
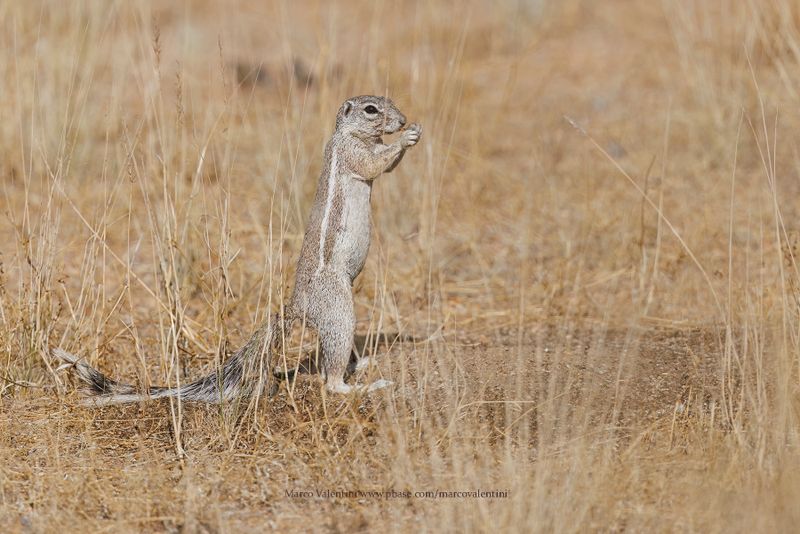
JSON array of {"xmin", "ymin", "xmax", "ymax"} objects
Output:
[{"xmin": 2, "ymin": 0, "xmax": 800, "ymax": 531}]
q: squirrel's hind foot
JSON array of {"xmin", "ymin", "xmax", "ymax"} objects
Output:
[{"xmin": 325, "ymin": 378, "xmax": 393, "ymax": 395}]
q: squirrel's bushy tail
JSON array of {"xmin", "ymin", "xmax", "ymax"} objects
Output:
[{"xmin": 53, "ymin": 319, "xmax": 278, "ymax": 406}]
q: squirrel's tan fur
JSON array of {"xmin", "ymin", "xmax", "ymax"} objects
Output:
[{"xmin": 53, "ymin": 95, "xmax": 422, "ymax": 405}]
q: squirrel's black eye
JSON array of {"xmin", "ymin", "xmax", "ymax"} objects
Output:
[{"xmin": 364, "ymin": 105, "xmax": 379, "ymax": 115}]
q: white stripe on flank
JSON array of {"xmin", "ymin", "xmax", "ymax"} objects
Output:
[{"xmin": 317, "ymin": 150, "xmax": 338, "ymax": 271}]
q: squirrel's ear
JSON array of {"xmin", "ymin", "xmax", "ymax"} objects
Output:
[{"xmin": 343, "ymin": 101, "xmax": 353, "ymax": 116}]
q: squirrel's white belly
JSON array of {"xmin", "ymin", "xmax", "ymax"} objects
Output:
[{"xmin": 333, "ymin": 178, "xmax": 372, "ymax": 282}]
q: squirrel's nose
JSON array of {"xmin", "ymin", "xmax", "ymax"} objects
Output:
[{"xmin": 399, "ymin": 115, "xmax": 407, "ymax": 127}]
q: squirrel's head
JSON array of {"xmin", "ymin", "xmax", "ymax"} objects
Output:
[{"xmin": 335, "ymin": 95, "xmax": 407, "ymax": 138}]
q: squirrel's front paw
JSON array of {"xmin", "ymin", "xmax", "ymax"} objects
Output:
[{"xmin": 401, "ymin": 123, "xmax": 422, "ymax": 148}]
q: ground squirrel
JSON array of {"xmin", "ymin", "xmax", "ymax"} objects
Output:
[{"xmin": 53, "ymin": 95, "xmax": 422, "ymax": 405}]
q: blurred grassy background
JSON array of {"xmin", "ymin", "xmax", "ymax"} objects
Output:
[{"xmin": 2, "ymin": 0, "xmax": 800, "ymax": 531}]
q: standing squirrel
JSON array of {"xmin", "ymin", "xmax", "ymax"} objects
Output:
[{"xmin": 53, "ymin": 95, "xmax": 422, "ymax": 404}]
